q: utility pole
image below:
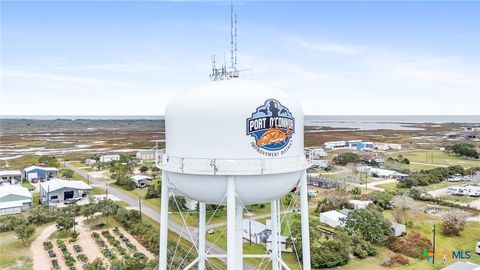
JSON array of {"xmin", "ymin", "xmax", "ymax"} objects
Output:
[
  {"xmin": 138, "ymin": 196, "xmax": 142, "ymax": 221},
  {"xmin": 365, "ymin": 172, "xmax": 368, "ymax": 191},
  {"xmin": 432, "ymin": 224, "xmax": 436, "ymax": 264}
]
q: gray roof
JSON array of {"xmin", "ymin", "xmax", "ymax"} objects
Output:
[{"xmin": 441, "ymin": 262, "xmax": 479, "ymax": 270}]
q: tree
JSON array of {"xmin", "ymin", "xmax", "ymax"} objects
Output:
[
  {"xmin": 311, "ymin": 231, "xmax": 351, "ymax": 268},
  {"xmin": 139, "ymin": 166, "xmax": 149, "ymax": 173},
  {"xmin": 56, "ymin": 215, "xmax": 75, "ymax": 231},
  {"xmin": 368, "ymin": 191, "xmax": 394, "ymax": 209},
  {"xmin": 345, "ymin": 209, "xmax": 393, "ymax": 244},
  {"xmin": 115, "ymin": 176, "xmax": 136, "ymax": 190},
  {"xmin": 333, "ymin": 152, "xmax": 360, "ymax": 165},
  {"xmin": 449, "ymin": 143, "xmax": 479, "ymax": 159},
  {"xmin": 392, "ymin": 195, "xmax": 417, "ymax": 223},
  {"xmin": 38, "ymin": 155, "xmax": 60, "ymax": 167},
  {"xmin": 169, "ymin": 196, "xmax": 187, "ymax": 211},
  {"xmin": 82, "ymin": 204, "xmax": 98, "ymax": 220},
  {"xmin": 14, "ymin": 224, "xmax": 35, "ymax": 244},
  {"xmin": 442, "ymin": 212, "xmax": 466, "ymax": 236},
  {"xmin": 145, "ymin": 184, "xmax": 161, "ymax": 199},
  {"xmin": 98, "ymin": 199, "xmax": 119, "ymax": 225},
  {"xmin": 61, "ymin": 169, "xmax": 74, "ymax": 179},
  {"xmin": 84, "ymin": 258, "xmax": 106, "ymax": 270},
  {"xmin": 387, "ymin": 231, "xmax": 432, "ymax": 258}
]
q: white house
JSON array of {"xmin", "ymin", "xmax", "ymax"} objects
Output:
[
  {"xmin": 243, "ymin": 219, "xmax": 270, "ymax": 244},
  {"xmin": 319, "ymin": 210, "xmax": 347, "ymax": 228},
  {"xmin": 310, "ymin": 148, "xmax": 327, "ymax": 159},
  {"xmin": 136, "ymin": 150, "xmax": 157, "ymax": 161},
  {"xmin": 0, "ymin": 185, "xmax": 32, "ymax": 215},
  {"xmin": 99, "ymin": 154, "xmax": 120, "ymax": 163},
  {"xmin": 0, "ymin": 170, "xmax": 22, "ymax": 184},
  {"xmin": 85, "ymin": 159, "xmax": 96, "ymax": 165},
  {"xmin": 39, "ymin": 178, "xmax": 92, "ymax": 205},
  {"xmin": 358, "ymin": 166, "xmax": 408, "ymax": 179},
  {"xmin": 375, "ymin": 143, "xmax": 402, "ymax": 150},
  {"xmin": 349, "ymin": 199, "xmax": 373, "ymax": 209}
]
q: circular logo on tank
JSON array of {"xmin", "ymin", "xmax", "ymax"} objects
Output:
[{"xmin": 246, "ymin": 99, "xmax": 295, "ymax": 156}]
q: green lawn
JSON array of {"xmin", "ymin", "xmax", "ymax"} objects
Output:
[
  {"xmin": 389, "ymin": 150, "xmax": 480, "ymax": 168},
  {"xmin": 20, "ymin": 181, "xmax": 36, "ymax": 191},
  {"xmin": 438, "ymin": 195, "xmax": 477, "ymax": 204},
  {"xmin": 0, "ymin": 223, "xmax": 53, "ymax": 270}
]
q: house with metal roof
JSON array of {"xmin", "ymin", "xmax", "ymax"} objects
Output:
[
  {"xmin": 131, "ymin": 175, "xmax": 153, "ymax": 188},
  {"xmin": 39, "ymin": 178, "xmax": 92, "ymax": 205},
  {"xmin": 0, "ymin": 170, "xmax": 22, "ymax": 184},
  {"xmin": 24, "ymin": 165, "xmax": 58, "ymax": 182},
  {"xmin": 0, "ymin": 185, "xmax": 32, "ymax": 215},
  {"xmin": 319, "ymin": 210, "xmax": 347, "ymax": 228}
]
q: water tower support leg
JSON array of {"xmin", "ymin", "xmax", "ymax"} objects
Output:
[
  {"xmin": 227, "ymin": 176, "xmax": 236, "ymax": 270},
  {"xmin": 299, "ymin": 170, "xmax": 311, "ymax": 270},
  {"xmin": 271, "ymin": 199, "xmax": 279, "ymax": 270},
  {"xmin": 159, "ymin": 170, "xmax": 169, "ymax": 270},
  {"xmin": 235, "ymin": 199, "xmax": 243, "ymax": 270},
  {"xmin": 198, "ymin": 202, "xmax": 206, "ymax": 270}
]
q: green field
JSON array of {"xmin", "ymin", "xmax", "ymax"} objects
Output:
[
  {"xmin": 390, "ymin": 150, "xmax": 480, "ymax": 168},
  {"xmin": 0, "ymin": 223, "xmax": 53, "ymax": 270}
]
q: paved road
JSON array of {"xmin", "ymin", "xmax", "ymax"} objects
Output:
[{"xmin": 66, "ymin": 162, "xmax": 248, "ymax": 269}]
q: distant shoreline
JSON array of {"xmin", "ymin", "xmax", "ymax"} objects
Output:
[{"xmin": 0, "ymin": 115, "xmax": 479, "ymax": 123}]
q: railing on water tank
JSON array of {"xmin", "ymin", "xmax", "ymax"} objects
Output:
[{"xmin": 159, "ymin": 155, "xmax": 310, "ymax": 175}]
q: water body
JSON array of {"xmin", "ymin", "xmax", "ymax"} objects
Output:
[{"xmin": 1, "ymin": 115, "xmax": 479, "ymax": 131}]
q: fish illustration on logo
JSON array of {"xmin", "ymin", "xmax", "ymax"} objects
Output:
[{"xmin": 247, "ymin": 99, "xmax": 295, "ymax": 152}]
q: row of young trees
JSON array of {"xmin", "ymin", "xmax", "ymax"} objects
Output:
[{"xmin": 399, "ymin": 165, "xmax": 467, "ymax": 188}]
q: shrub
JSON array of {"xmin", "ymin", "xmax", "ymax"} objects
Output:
[
  {"xmin": 311, "ymin": 232, "xmax": 351, "ymax": 268},
  {"xmin": 387, "ymin": 231, "xmax": 432, "ymax": 258},
  {"xmin": 368, "ymin": 191, "xmax": 394, "ymax": 210},
  {"xmin": 382, "ymin": 253, "xmax": 409, "ymax": 267},
  {"xmin": 442, "ymin": 213, "xmax": 466, "ymax": 236},
  {"xmin": 345, "ymin": 209, "xmax": 393, "ymax": 244},
  {"xmin": 333, "ymin": 152, "xmax": 360, "ymax": 165}
]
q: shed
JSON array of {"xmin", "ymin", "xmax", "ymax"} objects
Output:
[
  {"xmin": 0, "ymin": 170, "xmax": 22, "ymax": 184},
  {"xmin": 24, "ymin": 166, "xmax": 58, "ymax": 181},
  {"xmin": 392, "ymin": 222, "xmax": 406, "ymax": 237},
  {"xmin": 319, "ymin": 210, "xmax": 347, "ymax": 228},
  {"xmin": 131, "ymin": 175, "xmax": 153, "ymax": 188},
  {"xmin": 0, "ymin": 185, "xmax": 32, "ymax": 215}
]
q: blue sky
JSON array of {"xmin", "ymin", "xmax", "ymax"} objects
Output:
[{"xmin": 1, "ymin": 1, "xmax": 479, "ymax": 115}]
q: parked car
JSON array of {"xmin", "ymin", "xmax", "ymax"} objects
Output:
[
  {"xmin": 476, "ymin": 241, "xmax": 480, "ymax": 255},
  {"xmin": 64, "ymin": 197, "xmax": 82, "ymax": 205}
]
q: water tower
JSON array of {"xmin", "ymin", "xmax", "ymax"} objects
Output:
[{"xmin": 158, "ymin": 79, "xmax": 312, "ymax": 270}]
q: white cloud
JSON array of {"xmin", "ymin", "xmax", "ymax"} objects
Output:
[{"xmin": 287, "ymin": 37, "xmax": 358, "ymax": 54}]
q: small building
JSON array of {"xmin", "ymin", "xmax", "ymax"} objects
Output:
[
  {"xmin": 358, "ymin": 166, "xmax": 408, "ymax": 180},
  {"xmin": 99, "ymin": 154, "xmax": 120, "ymax": 163},
  {"xmin": 324, "ymin": 140, "xmax": 373, "ymax": 151},
  {"xmin": 39, "ymin": 178, "xmax": 92, "ymax": 205},
  {"xmin": 24, "ymin": 165, "xmax": 58, "ymax": 182},
  {"xmin": 310, "ymin": 160, "xmax": 329, "ymax": 169},
  {"xmin": 136, "ymin": 150, "xmax": 157, "ymax": 161},
  {"xmin": 0, "ymin": 170, "xmax": 22, "ymax": 184},
  {"xmin": 319, "ymin": 210, "xmax": 347, "ymax": 228},
  {"xmin": 85, "ymin": 159, "xmax": 96, "ymax": 165},
  {"xmin": 131, "ymin": 175, "xmax": 153, "ymax": 188},
  {"xmin": 310, "ymin": 148, "xmax": 327, "ymax": 159},
  {"xmin": 0, "ymin": 185, "xmax": 32, "ymax": 215},
  {"xmin": 243, "ymin": 219, "xmax": 271, "ymax": 244},
  {"xmin": 392, "ymin": 222, "xmax": 406, "ymax": 237},
  {"xmin": 375, "ymin": 143, "xmax": 402, "ymax": 150},
  {"xmin": 441, "ymin": 262, "xmax": 479, "ymax": 270},
  {"xmin": 361, "ymin": 152, "xmax": 385, "ymax": 164},
  {"xmin": 349, "ymin": 199, "xmax": 373, "ymax": 210}
]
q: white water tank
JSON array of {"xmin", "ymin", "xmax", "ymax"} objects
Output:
[{"xmin": 162, "ymin": 79, "xmax": 308, "ymax": 205}]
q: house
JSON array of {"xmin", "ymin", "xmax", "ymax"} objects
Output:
[
  {"xmin": 375, "ymin": 143, "xmax": 402, "ymax": 150},
  {"xmin": 319, "ymin": 210, "xmax": 347, "ymax": 228},
  {"xmin": 184, "ymin": 198, "xmax": 198, "ymax": 211},
  {"xmin": 39, "ymin": 178, "xmax": 92, "ymax": 205},
  {"xmin": 392, "ymin": 222, "xmax": 406, "ymax": 237},
  {"xmin": 131, "ymin": 175, "xmax": 153, "ymax": 188},
  {"xmin": 136, "ymin": 150, "xmax": 157, "ymax": 161},
  {"xmin": 99, "ymin": 154, "xmax": 120, "ymax": 163},
  {"xmin": 0, "ymin": 185, "xmax": 32, "ymax": 215},
  {"xmin": 349, "ymin": 199, "xmax": 373, "ymax": 209},
  {"xmin": 324, "ymin": 140, "xmax": 373, "ymax": 151},
  {"xmin": 310, "ymin": 148, "xmax": 327, "ymax": 159},
  {"xmin": 24, "ymin": 165, "xmax": 58, "ymax": 182},
  {"xmin": 0, "ymin": 170, "xmax": 22, "ymax": 184},
  {"xmin": 358, "ymin": 166, "xmax": 408, "ymax": 180},
  {"xmin": 85, "ymin": 159, "xmax": 96, "ymax": 165},
  {"xmin": 361, "ymin": 152, "xmax": 385, "ymax": 164},
  {"xmin": 243, "ymin": 219, "xmax": 271, "ymax": 244},
  {"xmin": 441, "ymin": 262, "xmax": 479, "ymax": 270}
]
